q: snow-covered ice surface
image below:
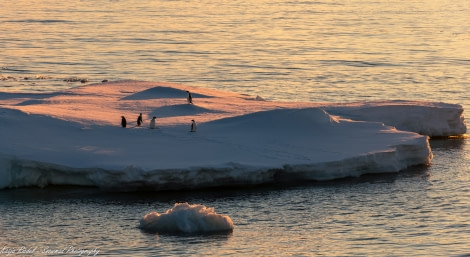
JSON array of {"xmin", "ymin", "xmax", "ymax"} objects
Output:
[
  {"xmin": 323, "ymin": 101, "xmax": 467, "ymax": 137},
  {"xmin": 0, "ymin": 81, "xmax": 465, "ymax": 190}
]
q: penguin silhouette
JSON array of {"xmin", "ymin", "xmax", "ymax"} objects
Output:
[
  {"xmin": 121, "ymin": 116, "xmax": 127, "ymax": 128},
  {"xmin": 137, "ymin": 113, "xmax": 143, "ymax": 126},
  {"xmin": 149, "ymin": 116, "xmax": 157, "ymax": 129},
  {"xmin": 190, "ymin": 119, "xmax": 197, "ymax": 132},
  {"xmin": 186, "ymin": 91, "xmax": 193, "ymax": 104}
]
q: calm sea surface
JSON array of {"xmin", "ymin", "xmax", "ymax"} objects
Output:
[{"xmin": 1, "ymin": 0, "xmax": 470, "ymax": 256}]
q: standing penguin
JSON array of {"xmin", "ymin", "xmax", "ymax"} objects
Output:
[
  {"xmin": 186, "ymin": 90, "xmax": 193, "ymax": 104},
  {"xmin": 137, "ymin": 113, "xmax": 143, "ymax": 126},
  {"xmin": 149, "ymin": 116, "xmax": 157, "ymax": 129},
  {"xmin": 190, "ymin": 119, "xmax": 197, "ymax": 132},
  {"xmin": 121, "ymin": 116, "xmax": 127, "ymax": 128}
]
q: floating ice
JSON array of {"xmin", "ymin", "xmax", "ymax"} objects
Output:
[
  {"xmin": 139, "ymin": 203, "xmax": 234, "ymax": 234},
  {"xmin": 0, "ymin": 80, "xmax": 465, "ymax": 190}
]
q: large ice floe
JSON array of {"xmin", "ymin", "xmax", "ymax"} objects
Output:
[{"xmin": 0, "ymin": 81, "xmax": 466, "ymax": 190}]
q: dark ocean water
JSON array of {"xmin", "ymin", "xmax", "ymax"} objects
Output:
[{"xmin": 1, "ymin": 0, "xmax": 470, "ymax": 255}]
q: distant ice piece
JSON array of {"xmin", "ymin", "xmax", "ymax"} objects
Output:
[
  {"xmin": 255, "ymin": 95, "xmax": 265, "ymax": 101},
  {"xmin": 139, "ymin": 203, "xmax": 234, "ymax": 234}
]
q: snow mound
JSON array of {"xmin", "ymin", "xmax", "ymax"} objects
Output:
[
  {"xmin": 139, "ymin": 203, "xmax": 234, "ymax": 234},
  {"xmin": 122, "ymin": 86, "xmax": 210, "ymax": 100},
  {"xmin": 210, "ymin": 107, "xmax": 337, "ymax": 126},
  {"xmin": 204, "ymin": 108, "xmax": 338, "ymax": 137}
]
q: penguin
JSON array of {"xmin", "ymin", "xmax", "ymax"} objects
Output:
[
  {"xmin": 190, "ymin": 119, "xmax": 197, "ymax": 132},
  {"xmin": 149, "ymin": 116, "xmax": 157, "ymax": 129},
  {"xmin": 137, "ymin": 113, "xmax": 143, "ymax": 126},
  {"xmin": 121, "ymin": 116, "xmax": 127, "ymax": 128},
  {"xmin": 186, "ymin": 90, "xmax": 193, "ymax": 104}
]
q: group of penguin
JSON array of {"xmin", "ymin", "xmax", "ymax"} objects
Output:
[{"xmin": 120, "ymin": 90, "xmax": 197, "ymax": 132}]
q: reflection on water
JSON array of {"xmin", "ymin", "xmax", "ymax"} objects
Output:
[{"xmin": 430, "ymin": 137, "xmax": 467, "ymax": 150}]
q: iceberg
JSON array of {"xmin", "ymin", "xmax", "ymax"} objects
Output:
[
  {"xmin": 139, "ymin": 203, "xmax": 234, "ymax": 234},
  {"xmin": 0, "ymin": 81, "xmax": 466, "ymax": 190}
]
